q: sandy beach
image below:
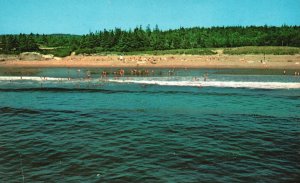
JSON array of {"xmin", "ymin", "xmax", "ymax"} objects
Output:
[{"xmin": 1, "ymin": 54, "xmax": 300, "ymax": 69}]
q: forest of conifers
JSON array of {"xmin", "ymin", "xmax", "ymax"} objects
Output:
[{"xmin": 0, "ymin": 25, "xmax": 299, "ymax": 56}]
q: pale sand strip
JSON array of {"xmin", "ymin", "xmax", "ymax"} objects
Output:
[{"xmin": 1, "ymin": 54, "xmax": 300, "ymax": 69}]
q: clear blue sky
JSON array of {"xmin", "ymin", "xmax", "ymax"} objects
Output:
[{"xmin": 0, "ymin": 0, "xmax": 299, "ymax": 34}]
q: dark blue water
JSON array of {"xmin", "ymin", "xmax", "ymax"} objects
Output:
[{"xmin": 0, "ymin": 68, "xmax": 299, "ymax": 182}]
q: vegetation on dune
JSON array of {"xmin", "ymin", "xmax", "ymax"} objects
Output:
[
  {"xmin": 224, "ymin": 46, "xmax": 300, "ymax": 55},
  {"xmin": 76, "ymin": 48, "xmax": 216, "ymax": 55},
  {"xmin": 0, "ymin": 25, "xmax": 299, "ymax": 57},
  {"xmin": 39, "ymin": 47, "xmax": 73, "ymax": 57}
]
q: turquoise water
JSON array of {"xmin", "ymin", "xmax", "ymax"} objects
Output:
[{"xmin": 0, "ymin": 68, "xmax": 299, "ymax": 182}]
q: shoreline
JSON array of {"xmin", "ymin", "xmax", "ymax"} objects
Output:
[{"xmin": 1, "ymin": 54, "xmax": 300, "ymax": 70}]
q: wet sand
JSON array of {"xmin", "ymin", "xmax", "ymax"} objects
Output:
[{"xmin": 1, "ymin": 54, "xmax": 300, "ymax": 69}]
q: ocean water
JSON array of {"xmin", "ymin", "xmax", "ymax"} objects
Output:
[{"xmin": 0, "ymin": 68, "xmax": 299, "ymax": 182}]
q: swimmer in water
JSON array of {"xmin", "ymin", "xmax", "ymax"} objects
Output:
[
  {"xmin": 86, "ymin": 70, "xmax": 91, "ymax": 79},
  {"xmin": 203, "ymin": 73, "xmax": 208, "ymax": 81}
]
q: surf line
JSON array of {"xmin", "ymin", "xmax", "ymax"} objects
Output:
[
  {"xmin": 0, "ymin": 76, "xmax": 69, "ymax": 81},
  {"xmin": 108, "ymin": 79, "xmax": 300, "ymax": 89}
]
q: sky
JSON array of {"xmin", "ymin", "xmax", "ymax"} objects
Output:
[{"xmin": 0, "ymin": 0, "xmax": 299, "ymax": 34}]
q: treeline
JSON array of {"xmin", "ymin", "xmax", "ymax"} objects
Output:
[
  {"xmin": 0, "ymin": 34, "xmax": 39, "ymax": 53},
  {"xmin": 0, "ymin": 25, "xmax": 299, "ymax": 56}
]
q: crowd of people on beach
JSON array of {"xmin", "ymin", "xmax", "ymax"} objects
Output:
[
  {"xmin": 21, "ymin": 68, "xmax": 299, "ymax": 86},
  {"xmin": 100, "ymin": 68, "xmax": 154, "ymax": 79},
  {"xmin": 71, "ymin": 68, "xmax": 300, "ymax": 83},
  {"xmin": 69, "ymin": 67, "xmax": 192, "ymax": 81},
  {"xmin": 77, "ymin": 68, "xmax": 212, "ymax": 82}
]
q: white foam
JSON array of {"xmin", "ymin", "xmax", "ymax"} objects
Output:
[
  {"xmin": 0, "ymin": 76, "xmax": 68, "ymax": 81},
  {"xmin": 1, "ymin": 76, "xmax": 299, "ymax": 89},
  {"xmin": 109, "ymin": 79, "xmax": 300, "ymax": 89}
]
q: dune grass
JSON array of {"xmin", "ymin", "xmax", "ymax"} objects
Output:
[
  {"xmin": 75, "ymin": 48, "xmax": 217, "ymax": 56},
  {"xmin": 40, "ymin": 47, "xmax": 72, "ymax": 57},
  {"xmin": 3, "ymin": 46, "xmax": 300, "ymax": 58},
  {"xmin": 223, "ymin": 46, "xmax": 300, "ymax": 55}
]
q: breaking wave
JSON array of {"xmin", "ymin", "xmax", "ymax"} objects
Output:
[
  {"xmin": 109, "ymin": 78, "xmax": 300, "ymax": 89},
  {"xmin": 0, "ymin": 76, "xmax": 300, "ymax": 89},
  {"xmin": 0, "ymin": 76, "xmax": 68, "ymax": 81}
]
